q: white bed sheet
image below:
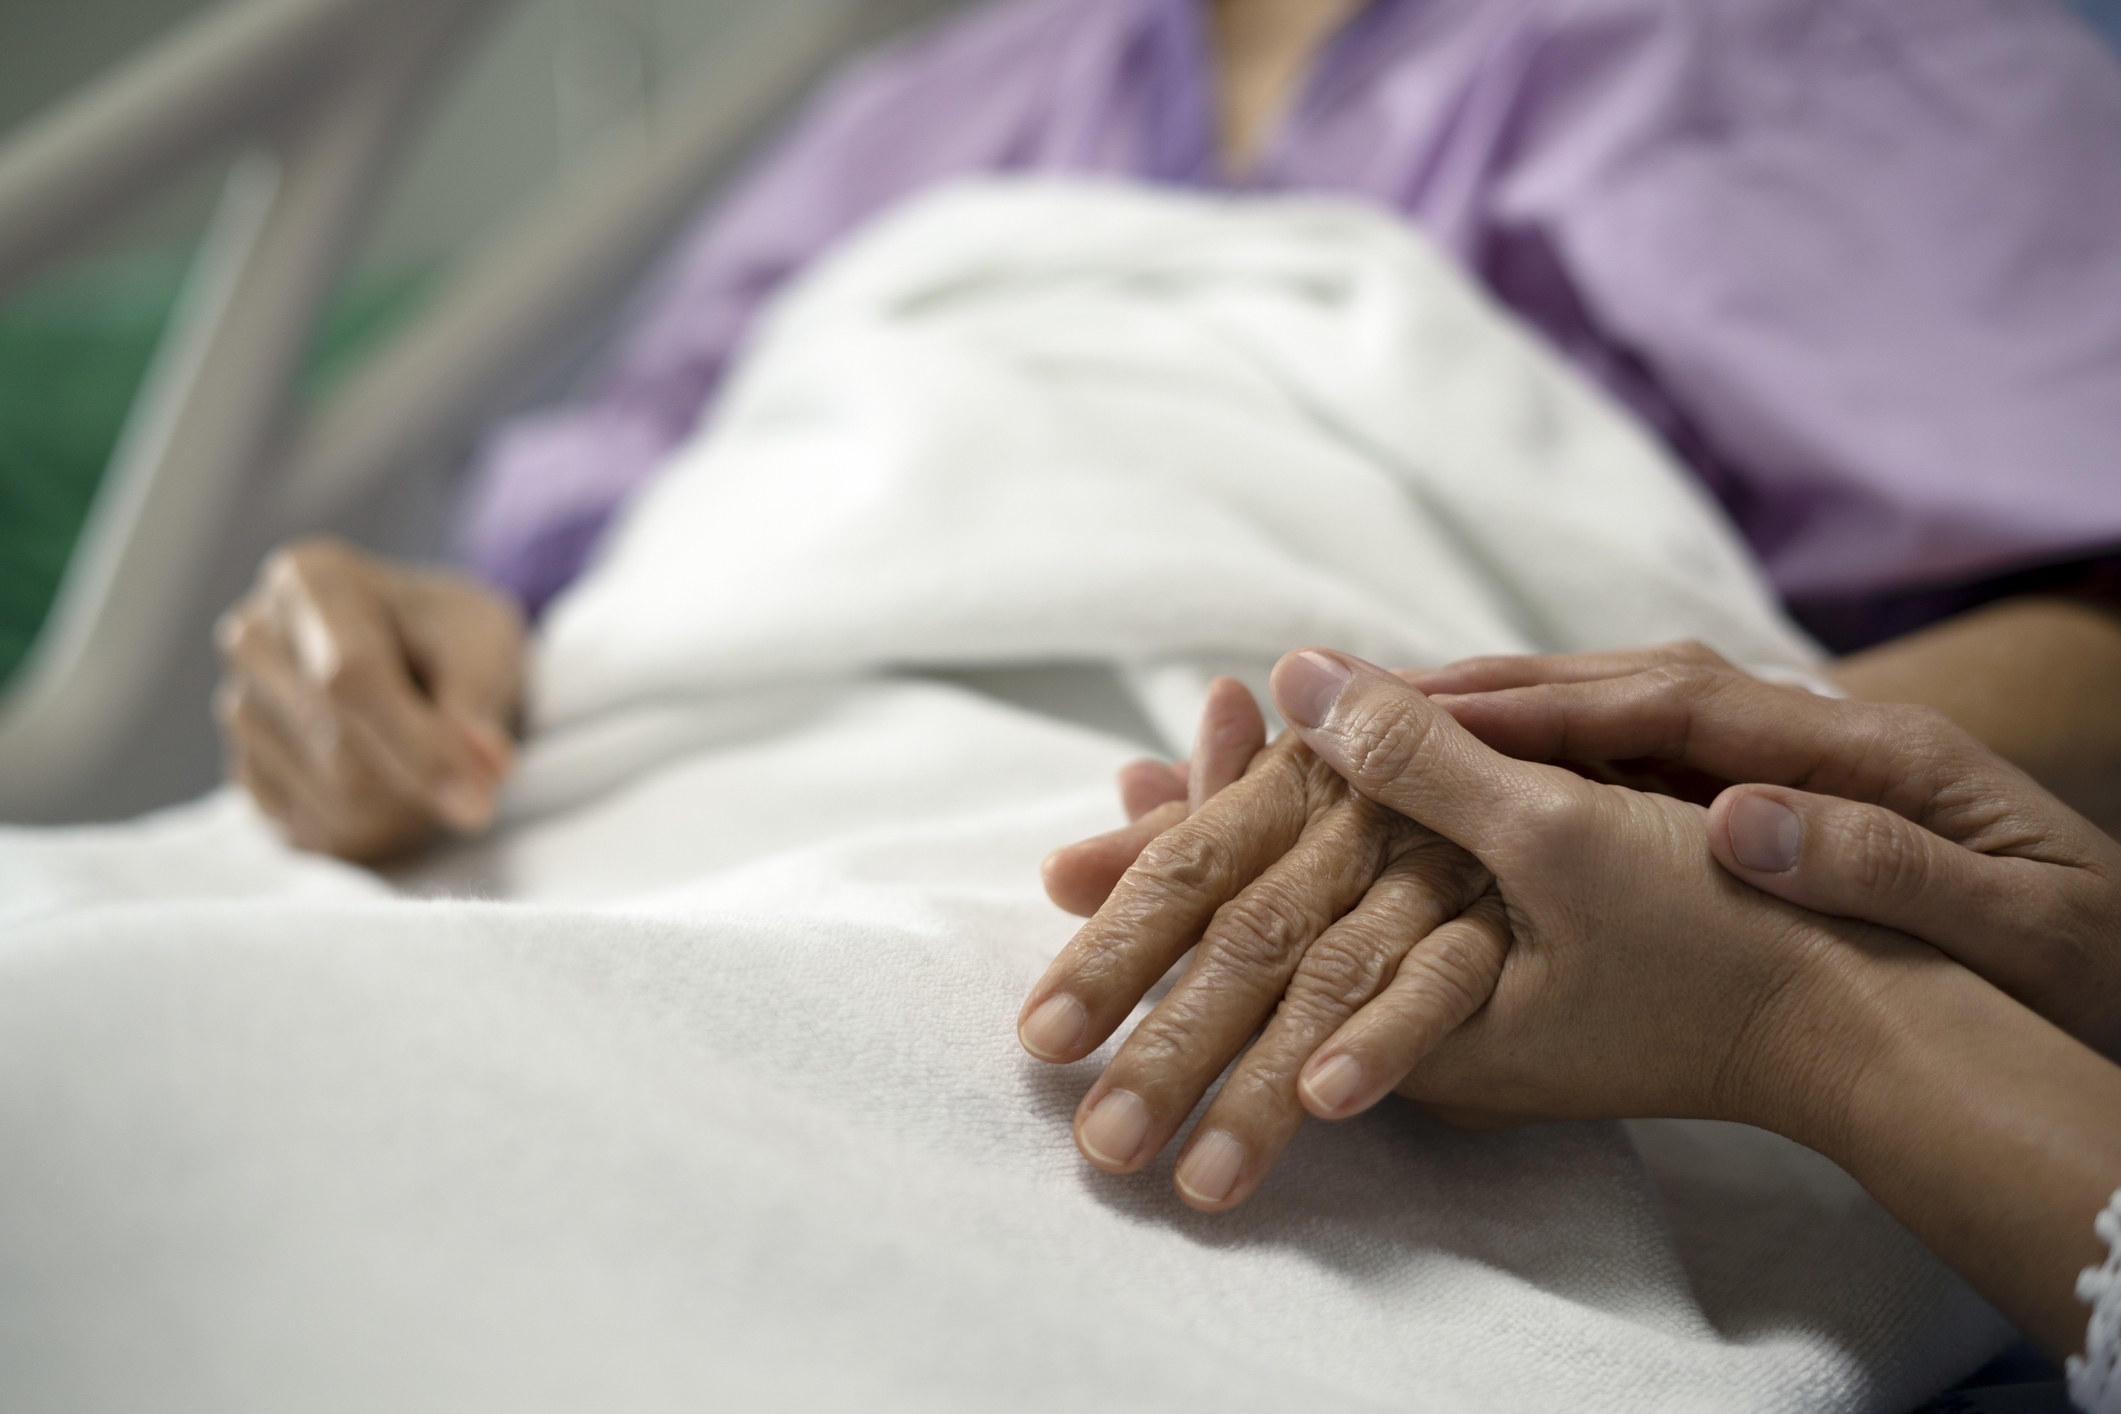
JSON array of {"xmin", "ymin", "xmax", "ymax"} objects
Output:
[{"xmin": 0, "ymin": 181, "xmax": 2005, "ymax": 1412}]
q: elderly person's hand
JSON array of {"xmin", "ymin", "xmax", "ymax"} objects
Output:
[
  {"xmin": 1415, "ymin": 645, "xmax": 2121, "ymax": 1056},
  {"xmin": 1019, "ymin": 674, "xmax": 1493, "ymax": 1210},
  {"xmin": 1040, "ymin": 676, "xmax": 1276, "ymax": 917},
  {"xmin": 1021, "ymin": 650, "xmax": 1892, "ymax": 1208},
  {"xmin": 215, "ymin": 537, "xmax": 525, "ymax": 862}
]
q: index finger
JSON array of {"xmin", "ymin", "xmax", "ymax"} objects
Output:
[{"xmin": 1018, "ymin": 737, "xmax": 1315, "ymax": 1064}]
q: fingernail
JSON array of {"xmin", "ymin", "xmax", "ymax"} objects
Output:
[
  {"xmin": 1301, "ymin": 1053, "xmax": 1364, "ymax": 1115},
  {"xmin": 1175, "ymin": 1130, "xmax": 1246, "ymax": 1206},
  {"xmin": 433, "ymin": 777, "xmax": 494, "ymax": 832},
  {"xmin": 1276, "ymin": 650, "xmax": 1354, "ymax": 730},
  {"xmin": 1728, "ymin": 793, "xmax": 1801, "ymax": 873},
  {"xmin": 1019, "ymin": 994, "xmax": 1088, "ymax": 1060},
  {"xmin": 1079, "ymin": 1090, "xmax": 1152, "ymax": 1168}
]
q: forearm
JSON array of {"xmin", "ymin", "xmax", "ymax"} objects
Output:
[
  {"xmin": 1831, "ymin": 597, "xmax": 2121, "ymax": 831},
  {"xmin": 1780, "ymin": 951, "xmax": 2121, "ymax": 1362}
]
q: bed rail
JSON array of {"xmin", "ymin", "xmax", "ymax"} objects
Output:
[{"xmin": 0, "ymin": 0, "xmax": 958, "ymax": 822}]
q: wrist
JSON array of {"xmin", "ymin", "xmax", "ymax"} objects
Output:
[
  {"xmin": 1716, "ymin": 919, "xmax": 1940, "ymax": 1159},
  {"xmin": 1735, "ymin": 929, "xmax": 2121, "ymax": 1361}
]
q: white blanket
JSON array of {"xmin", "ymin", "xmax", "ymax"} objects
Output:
[{"xmin": 0, "ymin": 182, "xmax": 2003, "ymax": 1412}]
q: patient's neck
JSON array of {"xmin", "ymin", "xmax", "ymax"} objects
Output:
[{"xmin": 1210, "ymin": 0, "xmax": 1366, "ymax": 176}]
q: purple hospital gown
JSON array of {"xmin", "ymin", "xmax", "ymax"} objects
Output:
[{"xmin": 456, "ymin": 0, "xmax": 2121, "ymax": 644}]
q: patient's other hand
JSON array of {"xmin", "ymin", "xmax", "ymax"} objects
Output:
[{"xmin": 214, "ymin": 537, "xmax": 524, "ymax": 862}]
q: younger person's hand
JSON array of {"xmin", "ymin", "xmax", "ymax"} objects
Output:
[
  {"xmin": 1261, "ymin": 649, "xmax": 1900, "ymax": 1134},
  {"xmin": 1424, "ymin": 648, "xmax": 2121, "ymax": 1056},
  {"xmin": 1276, "ymin": 649, "xmax": 2121, "ymax": 1367}
]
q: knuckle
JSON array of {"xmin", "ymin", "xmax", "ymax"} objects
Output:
[
  {"xmin": 1132, "ymin": 828, "xmax": 1229, "ymax": 906},
  {"xmin": 1842, "ymin": 809, "xmax": 1928, "ymax": 900},
  {"xmin": 1408, "ymin": 925, "xmax": 1501, "ymax": 1024},
  {"xmin": 1291, "ymin": 934, "xmax": 1394, "ymax": 1013},
  {"xmin": 1198, "ymin": 884, "xmax": 1312, "ymax": 978},
  {"xmin": 1119, "ymin": 1004, "xmax": 1222, "ymax": 1079},
  {"xmin": 1338, "ymin": 700, "xmax": 1433, "ymax": 791},
  {"xmin": 264, "ymin": 544, "xmax": 317, "ymax": 593},
  {"xmin": 216, "ymin": 607, "xmax": 270, "ymax": 661},
  {"xmin": 259, "ymin": 545, "xmax": 301, "ymax": 584},
  {"xmin": 272, "ymin": 537, "xmax": 366, "ymax": 600}
]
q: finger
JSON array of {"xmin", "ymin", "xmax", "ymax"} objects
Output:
[
  {"xmin": 270, "ymin": 557, "xmax": 497, "ymax": 828},
  {"xmin": 223, "ymin": 682, "xmax": 428, "ymax": 859},
  {"xmin": 1402, "ymin": 641, "xmax": 1729, "ymax": 696},
  {"xmin": 1708, "ymin": 784, "xmax": 2078, "ymax": 1012},
  {"xmin": 1271, "ymin": 649, "xmax": 1589, "ymax": 866},
  {"xmin": 1119, "ymin": 760, "xmax": 1188, "ymax": 821},
  {"xmin": 1433, "ymin": 665, "xmax": 2057, "ymax": 846},
  {"xmin": 1170, "ymin": 841, "xmax": 1486, "ymax": 1210},
  {"xmin": 1301, "ymin": 892, "xmax": 1512, "ymax": 1118},
  {"xmin": 1190, "ymin": 676, "xmax": 1267, "ymax": 812},
  {"xmin": 221, "ymin": 690, "xmax": 347, "ymax": 846},
  {"xmin": 1041, "ymin": 801, "xmax": 1188, "ymax": 917},
  {"xmin": 1021, "ymin": 740, "xmax": 1318, "ymax": 1060},
  {"xmin": 223, "ymin": 609, "xmax": 451, "ymax": 830},
  {"xmin": 392, "ymin": 570, "xmax": 523, "ymax": 770},
  {"xmin": 1068, "ymin": 795, "xmax": 1415, "ymax": 1173}
]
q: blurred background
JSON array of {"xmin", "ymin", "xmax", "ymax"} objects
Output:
[
  {"xmin": 0, "ymin": 0, "xmax": 952, "ymax": 822},
  {"xmin": 1, "ymin": 0, "xmax": 2117, "ymax": 826},
  {"xmin": 1, "ymin": 0, "xmax": 779, "ymax": 671}
]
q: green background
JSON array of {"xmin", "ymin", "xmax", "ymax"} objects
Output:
[{"xmin": 0, "ymin": 260, "xmax": 427, "ymax": 686}]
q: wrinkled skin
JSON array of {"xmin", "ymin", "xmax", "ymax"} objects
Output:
[
  {"xmin": 1050, "ymin": 646, "xmax": 2121, "ymax": 1374},
  {"xmin": 1022, "ymin": 649, "xmax": 1907, "ymax": 1211},
  {"xmin": 215, "ymin": 537, "xmax": 524, "ymax": 862},
  {"xmin": 1025, "ymin": 704, "xmax": 1497, "ymax": 1208},
  {"xmin": 1029, "ymin": 641, "xmax": 2121, "ymax": 1214}
]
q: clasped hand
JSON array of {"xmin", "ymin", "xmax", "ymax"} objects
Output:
[{"xmin": 1022, "ymin": 644, "xmax": 2121, "ymax": 1211}]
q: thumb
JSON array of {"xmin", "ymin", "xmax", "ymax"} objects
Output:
[
  {"xmin": 1708, "ymin": 784, "xmax": 2035, "ymax": 981},
  {"xmin": 1271, "ymin": 649, "xmax": 1587, "ymax": 863}
]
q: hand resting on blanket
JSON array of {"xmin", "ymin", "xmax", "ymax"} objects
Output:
[
  {"xmin": 214, "ymin": 538, "xmax": 524, "ymax": 861},
  {"xmin": 1021, "ymin": 677, "xmax": 1496, "ymax": 1206},
  {"xmin": 1026, "ymin": 647, "xmax": 2121, "ymax": 1369},
  {"xmin": 1022, "ymin": 649, "xmax": 1887, "ymax": 1209},
  {"xmin": 1026, "ymin": 643, "xmax": 2121, "ymax": 1202}
]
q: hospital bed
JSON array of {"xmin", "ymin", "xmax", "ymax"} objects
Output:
[
  {"xmin": 4, "ymin": 3, "xmax": 2120, "ymax": 1409},
  {"xmin": 0, "ymin": 0, "xmax": 965, "ymax": 823}
]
